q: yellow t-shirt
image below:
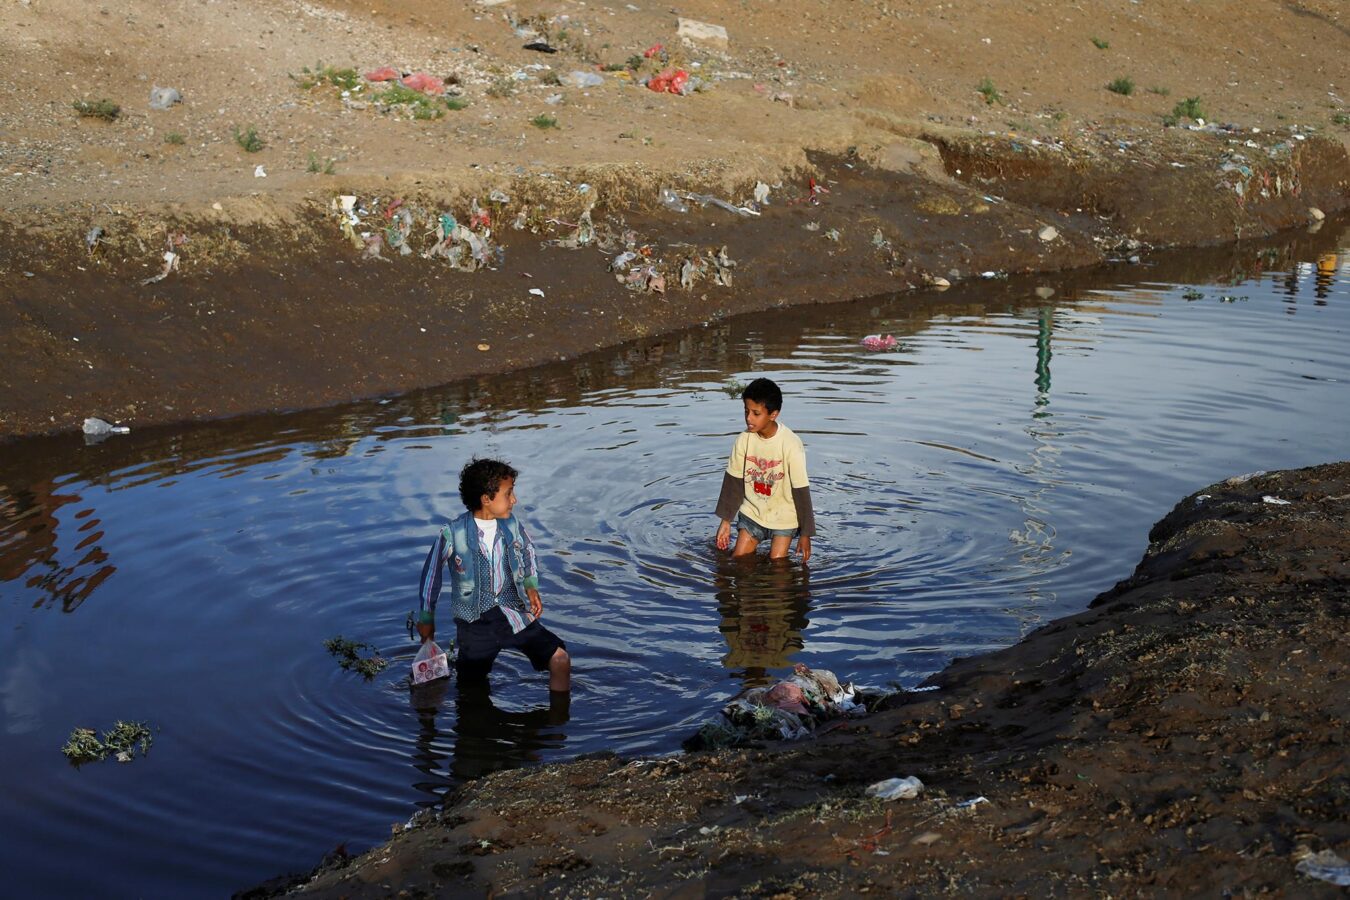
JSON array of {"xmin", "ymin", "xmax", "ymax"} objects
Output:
[{"xmin": 726, "ymin": 423, "xmax": 810, "ymax": 530}]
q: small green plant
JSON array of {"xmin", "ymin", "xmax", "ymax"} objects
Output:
[
  {"xmin": 62, "ymin": 728, "xmax": 105, "ymax": 763},
  {"xmin": 73, "ymin": 98, "xmax": 120, "ymax": 121},
  {"xmin": 1333, "ymin": 112, "xmax": 1350, "ymax": 127},
  {"xmin": 62, "ymin": 721, "xmax": 153, "ymax": 765},
  {"xmin": 1148, "ymin": 85, "xmax": 1171, "ymax": 96},
  {"xmin": 1090, "ymin": 36, "xmax": 1110, "ymax": 50},
  {"xmin": 540, "ymin": 69, "xmax": 562, "ymax": 86},
  {"xmin": 1172, "ymin": 96, "xmax": 1204, "ymax": 120},
  {"xmin": 1107, "ymin": 76, "xmax": 1135, "ymax": 96},
  {"xmin": 297, "ymin": 63, "xmax": 360, "ymax": 92},
  {"xmin": 1164, "ymin": 97, "xmax": 1204, "ymax": 126},
  {"xmin": 722, "ymin": 377, "xmax": 748, "ymax": 398},
  {"xmin": 625, "ymin": 54, "xmax": 645, "ymax": 71},
  {"xmin": 379, "ymin": 83, "xmax": 445, "ymax": 119},
  {"xmin": 977, "ymin": 77, "xmax": 1002, "ymax": 105},
  {"xmin": 232, "ymin": 125, "xmax": 265, "ymax": 152},
  {"xmin": 530, "ymin": 113, "xmax": 558, "ymax": 129},
  {"xmin": 485, "ymin": 76, "xmax": 517, "ymax": 99},
  {"xmin": 600, "ymin": 62, "xmax": 627, "ymax": 72},
  {"xmin": 306, "ymin": 152, "xmax": 337, "ymax": 174},
  {"xmin": 164, "ymin": 132, "xmax": 186, "ymax": 145},
  {"xmin": 1182, "ymin": 288, "xmax": 1204, "ymax": 301},
  {"xmin": 324, "ymin": 635, "xmax": 388, "ymax": 679},
  {"xmin": 445, "ymin": 96, "xmax": 469, "ymax": 111}
]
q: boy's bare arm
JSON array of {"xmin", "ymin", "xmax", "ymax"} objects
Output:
[{"xmin": 526, "ymin": 587, "xmax": 543, "ymax": 618}]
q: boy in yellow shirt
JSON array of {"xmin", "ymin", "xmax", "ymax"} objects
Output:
[{"xmin": 714, "ymin": 378, "xmax": 815, "ymax": 562}]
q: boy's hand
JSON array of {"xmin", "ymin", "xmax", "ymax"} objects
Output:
[
  {"xmin": 527, "ymin": 587, "xmax": 543, "ymax": 618},
  {"xmin": 716, "ymin": 519, "xmax": 732, "ymax": 550},
  {"xmin": 797, "ymin": 534, "xmax": 811, "ymax": 565},
  {"xmin": 416, "ymin": 621, "xmax": 435, "ymax": 643}
]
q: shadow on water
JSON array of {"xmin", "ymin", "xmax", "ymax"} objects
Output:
[{"xmin": 0, "ymin": 218, "xmax": 1345, "ymax": 897}]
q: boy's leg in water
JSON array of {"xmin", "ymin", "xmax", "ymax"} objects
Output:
[
  {"xmin": 767, "ymin": 534, "xmax": 793, "ymax": 559},
  {"xmin": 548, "ymin": 646, "xmax": 571, "ymax": 692},
  {"xmin": 731, "ymin": 529, "xmax": 759, "ymax": 557}
]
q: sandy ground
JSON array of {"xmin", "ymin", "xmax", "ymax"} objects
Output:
[
  {"xmin": 2, "ymin": 0, "xmax": 1348, "ymax": 438},
  {"xmin": 259, "ymin": 462, "xmax": 1349, "ymax": 897}
]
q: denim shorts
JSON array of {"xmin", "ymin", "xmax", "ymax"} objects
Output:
[{"xmin": 737, "ymin": 512, "xmax": 798, "ymax": 542}]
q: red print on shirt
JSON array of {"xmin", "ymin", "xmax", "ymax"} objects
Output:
[{"xmin": 746, "ymin": 454, "xmax": 784, "ymax": 498}]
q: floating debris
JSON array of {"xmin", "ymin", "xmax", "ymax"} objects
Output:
[
  {"xmin": 324, "ymin": 636, "xmax": 388, "ymax": 680},
  {"xmin": 62, "ymin": 721, "xmax": 154, "ymax": 765}
]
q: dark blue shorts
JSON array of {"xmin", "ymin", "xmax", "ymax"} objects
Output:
[{"xmin": 455, "ymin": 606, "xmax": 566, "ymax": 682}]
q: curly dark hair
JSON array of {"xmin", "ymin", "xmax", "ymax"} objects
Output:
[
  {"xmin": 741, "ymin": 377, "xmax": 783, "ymax": 413},
  {"xmin": 459, "ymin": 458, "xmax": 519, "ymax": 511}
]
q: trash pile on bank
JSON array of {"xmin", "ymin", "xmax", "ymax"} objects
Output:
[
  {"xmin": 684, "ymin": 663, "xmax": 872, "ymax": 750},
  {"xmin": 329, "ymin": 192, "xmax": 744, "ymax": 296}
]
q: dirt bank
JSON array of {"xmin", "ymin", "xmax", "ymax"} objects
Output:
[
  {"xmin": 3, "ymin": 0, "xmax": 1348, "ymax": 439},
  {"xmin": 260, "ymin": 462, "xmax": 1349, "ymax": 897}
]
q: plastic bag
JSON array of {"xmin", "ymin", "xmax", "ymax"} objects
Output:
[{"xmin": 411, "ymin": 640, "xmax": 449, "ymax": 684}]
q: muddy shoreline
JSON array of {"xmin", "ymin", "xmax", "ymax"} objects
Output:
[
  {"xmin": 258, "ymin": 462, "xmax": 1349, "ymax": 898},
  {"xmin": 3, "ymin": 134, "xmax": 1346, "ymax": 442}
]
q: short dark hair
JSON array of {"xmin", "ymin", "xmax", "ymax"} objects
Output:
[
  {"xmin": 459, "ymin": 458, "xmax": 518, "ymax": 511},
  {"xmin": 741, "ymin": 377, "xmax": 783, "ymax": 413}
]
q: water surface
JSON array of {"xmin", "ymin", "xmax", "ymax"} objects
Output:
[{"xmin": 1, "ymin": 226, "xmax": 1346, "ymax": 897}]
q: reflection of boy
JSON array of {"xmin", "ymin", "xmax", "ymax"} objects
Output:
[
  {"xmin": 417, "ymin": 459, "xmax": 570, "ymax": 692},
  {"xmin": 714, "ymin": 378, "xmax": 815, "ymax": 562}
]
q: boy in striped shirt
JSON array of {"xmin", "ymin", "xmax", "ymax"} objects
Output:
[{"xmin": 418, "ymin": 458, "xmax": 570, "ymax": 691}]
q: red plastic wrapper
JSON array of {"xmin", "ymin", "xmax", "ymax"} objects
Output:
[
  {"xmin": 363, "ymin": 66, "xmax": 400, "ymax": 82},
  {"xmin": 646, "ymin": 68, "xmax": 690, "ymax": 95},
  {"xmin": 643, "ymin": 43, "xmax": 664, "ymax": 58},
  {"xmin": 400, "ymin": 72, "xmax": 445, "ymax": 95}
]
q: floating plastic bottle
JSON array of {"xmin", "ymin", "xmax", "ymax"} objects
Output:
[{"xmin": 83, "ymin": 417, "xmax": 130, "ymax": 436}]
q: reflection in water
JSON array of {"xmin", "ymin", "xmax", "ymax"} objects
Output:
[
  {"xmin": 407, "ymin": 679, "xmax": 454, "ymax": 809},
  {"xmin": 448, "ymin": 681, "xmax": 570, "ymax": 784},
  {"xmin": 0, "ymin": 481, "xmax": 114, "ymax": 611},
  {"xmin": 714, "ymin": 556, "xmax": 812, "ymax": 687}
]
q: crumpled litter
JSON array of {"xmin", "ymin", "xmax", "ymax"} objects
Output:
[
  {"xmin": 1262, "ymin": 495, "xmax": 1291, "ymax": 506},
  {"xmin": 683, "ymin": 192, "xmax": 760, "ymax": 217},
  {"xmin": 364, "ymin": 66, "xmax": 401, "ymax": 82},
  {"xmin": 646, "ymin": 68, "xmax": 692, "ymax": 95},
  {"xmin": 866, "ymin": 776, "xmax": 924, "ymax": 800},
  {"xmin": 659, "ymin": 187, "xmax": 689, "ymax": 213},
  {"xmin": 1296, "ymin": 849, "xmax": 1350, "ymax": 887},
  {"xmin": 141, "ymin": 250, "xmax": 180, "ymax": 285},
  {"xmin": 676, "ymin": 245, "xmax": 735, "ymax": 290},
  {"xmin": 566, "ymin": 71, "xmax": 604, "ymax": 89},
  {"xmin": 685, "ymin": 663, "xmax": 868, "ymax": 750},
  {"xmin": 148, "ymin": 86, "xmax": 182, "ymax": 110},
  {"xmin": 547, "ymin": 209, "xmax": 595, "ymax": 249},
  {"xmin": 861, "ymin": 334, "xmax": 898, "ymax": 351},
  {"xmin": 400, "ymin": 72, "xmax": 445, "ymax": 95}
]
